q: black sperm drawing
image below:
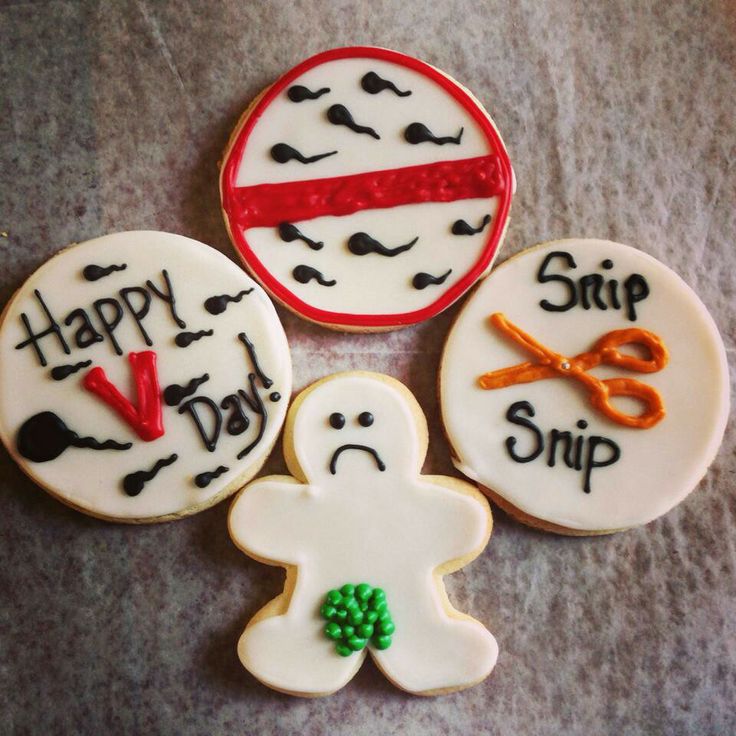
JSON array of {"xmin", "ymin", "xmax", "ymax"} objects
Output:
[
  {"xmin": 404, "ymin": 122, "xmax": 463, "ymax": 145},
  {"xmin": 270, "ymin": 143, "xmax": 337, "ymax": 164},
  {"xmin": 16, "ymin": 411, "xmax": 132, "ymax": 463}
]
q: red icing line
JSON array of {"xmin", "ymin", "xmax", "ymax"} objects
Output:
[
  {"xmin": 225, "ymin": 155, "xmax": 504, "ymax": 229},
  {"xmin": 221, "ymin": 46, "xmax": 514, "ymax": 328},
  {"xmin": 83, "ymin": 351, "xmax": 164, "ymax": 442}
]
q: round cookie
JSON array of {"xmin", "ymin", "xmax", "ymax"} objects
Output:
[
  {"xmin": 228, "ymin": 371, "xmax": 497, "ymax": 696},
  {"xmin": 0, "ymin": 231, "xmax": 292, "ymax": 522},
  {"xmin": 440, "ymin": 239, "xmax": 729, "ymax": 534},
  {"xmin": 220, "ymin": 46, "xmax": 514, "ymax": 332}
]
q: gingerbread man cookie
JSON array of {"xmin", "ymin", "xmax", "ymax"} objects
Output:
[
  {"xmin": 220, "ymin": 47, "xmax": 514, "ymax": 331},
  {"xmin": 229, "ymin": 372, "xmax": 497, "ymax": 696}
]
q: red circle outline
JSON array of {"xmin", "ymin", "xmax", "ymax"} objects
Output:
[{"xmin": 221, "ymin": 46, "xmax": 514, "ymax": 328}]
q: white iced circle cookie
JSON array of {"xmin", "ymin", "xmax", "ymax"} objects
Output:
[
  {"xmin": 0, "ymin": 231, "xmax": 292, "ymax": 522},
  {"xmin": 221, "ymin": 46, "xmax": 514, "ymax": 331},
  {"xmin": 229, "ymin": 372, "xmax": 497, "ymax": 696},
  {"xmin": 440, "ymin": 239, "xmax": 729, "ymax": 534}
]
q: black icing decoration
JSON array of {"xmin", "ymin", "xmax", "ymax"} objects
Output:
[
  {"xmin": 16, "ymin": 411, "xmax": 132, "ymax": 463},
  {"xmin": 329, "ymin": 444, "xmax": 386, "ymax": 475},
  {"xmin": 64, "ymin": 308, "xmax": 104, "ymax": 349},
  {"xmin": 221, "ymin": 394, "xmax": 250, "ymax": 436},
  {"xmin": 82, "ymin": 263, "xmax": 127, "ymax": 281},
  {"xmin": 412, "ymin": 269, "xmax": 452, "ymax": 290},
  {"xmin": 163, "ymin": 373, "xmax": 210, "ymax": 407},
  {"xmin": 293, "ymin": 265, "xmax": 336, "ymax": 287},
  {"xmin": 194, "ymin": 465, "xmax": 229, "ymax": 489},
  {"xmin": 238, "ymin": 331, "xmax": 274, "ymax": 389},
  {"xmin": 326, "ymin": 104, "xmax": 380, "ymax": 139},
  {"xmin": 269, "ymin": 392, "xmax": 281, "ymax": 402},
  {"xmin": 203, "ymin": 289, "xmax": 253, "ymax": 315},
  {"xmin": 146, "ymin": 269, "xmax": 186, "ymax": 329},
  {"xmin": 50, "ymin": 360, "xmax": 92, "ymax": 381},
  {"xmin": 330, "ymin": 412, "xmax": 346, "ymax": 430},
  {"xmin": 347, "ymin": 232, "xmax": 417, "ymax": 257},
  {"xmin": 451, "ymin": 214, "xmax": 491, "ymax": 236},
  {"xmin": 404, "ymin": 122, "xmax": 463, "ymax": 145},
  {"xmin": 175, "ymin": 329, "xmax": 213, "ymax": 348},
  {"xmin": 287, "ymin": 85, "xmax": 330, "ymax": 102},
  {"xmin": 122, "ymin": 453, "xmax": 178, "ymax": 497},
  {"xmin": 361, "ymin": 71, "xmax": 411, "ymax": 97},
  {"xmin": 14, "ymin": 290, "xmax": 70, "ymax": 367},
  {"xmin": 236, "ymin": 374, "xmax": 267, "ymax": 459},
  {"xmin": 278, "ymin": 223, "xmax": 323, "ymax": 251},
  {"xmin": 270, "ymin": 143, "xmax": 337, "ymax": 164},
  {"xmin": 602, "ymin": 259, "xmax": 614, "ymax": 270},
  {"xmin": 178, "ymin": 397, "xmax": 222, "ymax": 452},
  {"xmin": 358, "ymin": 412, "xmax": 374, "ymax": 427}
]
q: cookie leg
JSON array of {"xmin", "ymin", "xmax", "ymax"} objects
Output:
[
  {"xmin": 371, "ymin": 585, "xmax": 498, "ymax": 694},
  {"xmin": 239, "ymin": 611, "xmax": 365, "ymax": 696}
]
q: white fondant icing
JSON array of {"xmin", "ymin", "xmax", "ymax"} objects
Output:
[
  {"xmin": 0, "ymin": 231, "xmax": 292, "ymax": 521},
  {"xmin": 440, "ymin": 239, "xmax": 730, "ymax": 532},
  {"xmin": 229, "ymin": 372, "xmax": 497, "ymax": 695}
]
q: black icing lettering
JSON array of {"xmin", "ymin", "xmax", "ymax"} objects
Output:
[
  {"xmin": 221, "ymin": 394, "xmax": 250, "ymax": 436},
  {"xmin": 579, "ymin": 274, "xmax": 608, "ymax": 310},
  {"xmin": 547, "ymin": 429, "xmax": 575, "ymax": 468},
  {"xmin": 608, "ymin": 280, "xmax": 622, "ymax": 309},
  {"xmin": 238, "ymin": 331, "xmax": 273, "ymax": 389},
  {"xmin": 237, "ymin": 374, "xmax": 267, "ymax": 459},
  {"xmin": 14, "ymin": 290, "xmax": 70, "ymax": 367},
  {"xmin": 63, "ymin": 308, "xmax": 104, "ymax": 349},
  {"xmin": 146, "ymin": 269, "xmax": 186, "ymax": 329},
  {"xmin": 92, "ymin": 298, "xmax": 124, "ymax": 356},
  {"xmin": 178, "ymin": 396, "xmax": 223, "ymax": 452},
  {"xmin": 505, "ymin": 401, "xmax": 544, "ymax": 463},
  {"xmin": 623, "ymin": 274, "xmax": 649, "ymax": 321},
  {"xmin": 119, "ymin": 287, "xmax": 153, "ymax": 346},
  {"xmin": 583, "ymin": 436, "xmax": 621, "ymax": 494},
  {"xmin": 538, "ymin": 251, "xmax": 578, "ymax": 312}
]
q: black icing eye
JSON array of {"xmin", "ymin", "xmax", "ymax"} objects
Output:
[
  {"xmin": 329, "ymin": 412, "xmax": 346, "ymax": 429},
  {"xmin": 358, "ymin": 412, "xmax": 374, "ymax": 427}
]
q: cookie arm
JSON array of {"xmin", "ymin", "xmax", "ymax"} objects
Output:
[
  {"xmin": 228, "ymin": 475, "xmax": 314, "ymax": 566},
  {"xmin": 418, "ymin": 476, "xmax": 492, "ymax": 569}
]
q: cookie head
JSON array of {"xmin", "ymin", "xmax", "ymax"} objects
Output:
[
  {"xmin": 221, "ymin": 47, "xmax": 514, "ymax": 330},
  {"xmin": 287, "ymin": 372, "xmax": 426, "ymax": 484}
]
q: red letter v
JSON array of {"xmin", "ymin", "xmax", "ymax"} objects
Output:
[{"xmin": 83, "ymin": 351, "xmax": 164, "ymax": 441}]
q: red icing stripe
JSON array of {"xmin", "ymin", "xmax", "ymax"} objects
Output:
[{"xmin": 225, "ymin": 155, "xmax": 504, "ymax": 229}]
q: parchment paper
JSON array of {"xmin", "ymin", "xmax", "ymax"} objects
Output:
[{"xmin": 1, "ymin": 2, "xmax": 734, "ymax": 734}]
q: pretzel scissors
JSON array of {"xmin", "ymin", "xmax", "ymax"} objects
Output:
[{"xmin": 478, "ymin": 312, "xmax": 669, "ymax": 429}]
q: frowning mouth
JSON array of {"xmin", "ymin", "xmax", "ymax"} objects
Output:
[{"xmin": 329, "ymin": 444, "xmax": 386, "ymax": 475}]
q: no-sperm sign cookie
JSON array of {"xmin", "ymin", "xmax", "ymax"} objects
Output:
[
  {"xmin": 0, "ymin": 232, "xmax": 292, "ymax": 522},
  {"xmin": 220, "ymin": 47, "xmax": 514, "ymax": 331},
  {"xmin": 440, "ymin": 239, "xmax": 729, "ymax": 534}
]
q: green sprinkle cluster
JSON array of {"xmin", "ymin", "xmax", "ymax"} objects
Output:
[{"xmin": 320, "ymin": 583, "xmax": 395, "ymax": 656}]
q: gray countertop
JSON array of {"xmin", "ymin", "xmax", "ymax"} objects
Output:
[{"xmin": 1, "ymin": 1, "xmax": 734, "ymax": 734}]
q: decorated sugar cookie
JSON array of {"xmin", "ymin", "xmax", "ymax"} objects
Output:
[
  {"xmin": 0, "ymin": 232, "xmax": 292, "ymax": 522},
  {"xmin": 440, "ymin": 239, "xmax": 729, "ymax": 534},
  {"xmin": 220, "ymin": 46, "xmax": 514, "ymax": 331},
  {"xmin": 228, "ymin": 372, "xmax": 497, "ymax": 696}
]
